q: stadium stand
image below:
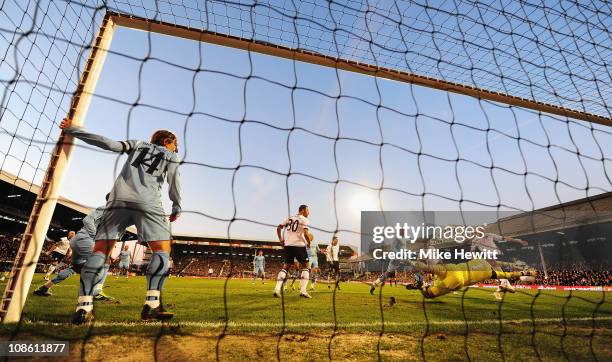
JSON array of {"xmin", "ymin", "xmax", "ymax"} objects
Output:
[{"xmin": 1, "ymin": 170, "xmax": 610, "ymax": 286}]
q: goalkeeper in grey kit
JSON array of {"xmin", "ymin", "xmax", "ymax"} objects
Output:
[{"xmin": 60, "ymin": 118, "xmax": 181, "ymax": 324}]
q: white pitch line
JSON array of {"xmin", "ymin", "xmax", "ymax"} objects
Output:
[{"xmin": 22, "ymin": 316, "xmax": 612, "ymax": 329}]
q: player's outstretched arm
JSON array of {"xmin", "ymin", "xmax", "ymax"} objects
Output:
[
  {"xmin": 60, "ymin": 118, "xmax": 127, "ymax": 153},
  {"xmin": 167, "ymin": 153, "xmax": 182, "ymax": 222}
]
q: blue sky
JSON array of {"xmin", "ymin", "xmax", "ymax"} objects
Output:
[
  {"xmin": 1, "ymin": 1, "xmax": 610, "ymax": 251},
  {"xmin": 56, "ymin": 26, "xmax": 611, "ymax": 248}
]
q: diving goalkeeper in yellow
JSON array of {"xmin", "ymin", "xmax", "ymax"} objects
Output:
[{"xmin": 405, "ymin": 259, "xmax": 535, "ymax": 298}]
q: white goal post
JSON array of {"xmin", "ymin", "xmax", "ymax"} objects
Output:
[{"xmin": 0, "ymin": 14, "xmax": 117, "ymax": 323}]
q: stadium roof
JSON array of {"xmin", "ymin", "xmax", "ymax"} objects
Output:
[
  {"xmin": 486, "ymin": 191, "xmax": 612, "ymax": 237},
  {"xmin": 0, "ymin": 170, "xmax": 91, "ymax": 232},
  {"xmin": 1, "ymin": 170, "xmax": 91, "ymax": 214}
]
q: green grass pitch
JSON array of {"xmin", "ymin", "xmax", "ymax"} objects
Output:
[{"xmin": 1, "ymin": 274, "xmax": 610, "ymax": 360}]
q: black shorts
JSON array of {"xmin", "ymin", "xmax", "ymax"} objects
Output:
[
  {"xmin": 51, "ymin": 251, "xmax": 66, "ymax": 262},
  {"xmin": 329, "ymin": 261, "xmax": 340, "ymax": 273},
  {"xmin": 283, "ymin": 246, "xmax": 308, "ymax": 265}
]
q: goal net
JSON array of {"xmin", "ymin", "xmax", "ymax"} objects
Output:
[{"xmin": 0, "ymin": 0, "xmax": 610, "ymax": 360}]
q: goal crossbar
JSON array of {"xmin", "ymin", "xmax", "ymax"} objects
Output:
[{"xmin": 111, "ymin": 11, "xmax": 611, "ymax": 126}]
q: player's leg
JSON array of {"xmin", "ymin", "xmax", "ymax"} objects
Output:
[
  {"xmin": 310, "ymin": 268, "xmax": 317, "ymax": 290},
  {"xmin": 73, "ymin": 240, "xmax": 116, "ymax": 324},
  {"xmin": 309, "ymin": 262, "xmax": 318, "ymax": 290},
  {"xmin": 498, "ymin": 278, "xmax": 514, "ymax": 292},
  {"xmin": 334, "ymin": 261, "xmax": 341, "ymax": 290},
  {"xmin": 491, "ymin": 268, "xmax": 535, "ymax": 300},
  {"xmin": 73, "ymin": 204, "xmax": 130, "ymax": 324},
  {"xmin": 297, "ymin": 248, "xmax": 311, "ymax": 298},
  {"xmin": 141, "ymin": 240, "xmax": 173, "ymax": 320},
  {"xmin": 93, "ymin": 261, "xmax": 115, "ymax": 301},
  {"xmin": 34, "ymin": 267, "xmax": 76, "ymax": 296},
  {"xmin": 493, "ymin": 278, "xmax": 511, "ymax": 300},
  {"xmin": 274, "ymin": 264, "xmax": 290, "ymax": 297},
  {"xmin": 274, "ymin": 247, "xmax": 295, "ymax": 297},
  {"xmin": 371, "ymin": 259, "xmax": 400, "ymax": 294},
  {"xmin": 493, "ymin": 269, "xmax": 534, "ymax": 280},
  {"xmin": 136, "ymin": 203, "xmax": 175, "ymax": 320},
  {"xmin": 299, "ymin": 264, "xmax": 311, "ymax": 298},
  {"xmin": 290, "ymin": 261, "xmax": 299, "ymax": 290},
  {"xmin": 327, "ymin": 262, "xmax": 333, "ymax": 289},
  {"xmin": 44, "ymin": 257, "xmax": 59, "ymax": 280}
]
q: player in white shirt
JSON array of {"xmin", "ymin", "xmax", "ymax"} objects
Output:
[
  {"xmin": 325, "ymin": 236, "xmax": 341, "ymax": 290},
  {"xmin": 274, "ymin": 205, "xmax": 314, "ymax": 299},
  {"xmin": 44, "ymin": 232, "xmax": 74, "ymax": 281}
]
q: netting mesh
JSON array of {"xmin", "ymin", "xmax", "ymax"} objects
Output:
[{"xmin": 0, "ymin": 0, "xmax": 610, "ymax": 360}]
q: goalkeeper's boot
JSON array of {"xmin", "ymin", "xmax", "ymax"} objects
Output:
[
  {"xmin": 141, "ymin": 304, "xmax": 174, "ymax": 321},
  {"xmin": 72, "ymin": 309, "xmax": 94, "ymax": 325},
  {"xmin": 33, "ymin": 287, "xmax": 52, "ymax": 297},
  {"xmin": 94, "ymin": 290, "xmax": 116, "ymax": 301}
]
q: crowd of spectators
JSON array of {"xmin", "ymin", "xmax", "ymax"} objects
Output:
[
  {"xmin": 536, "ymin": 262, "xmax": 612, "ymax": 286},
  {"xmin": 171, "ymin": 254, "xmax": 284, "ymax": 278},
  {"xmin": 0, "ymin": 233, "xmax": 21, "ymax": 261},
  {"xmin": 0, "ymin": 232, "xmax": 60, "ymax": 272}
]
